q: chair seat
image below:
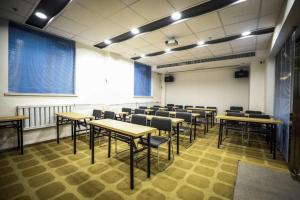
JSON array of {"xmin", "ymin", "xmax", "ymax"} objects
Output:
[
  {"xmin": 139, "ymin": 136, "xmax": 169, "ymax": 148},
  {"xmin": 113, "ymin": 134, "xmax": 131, "ymax": 142}
]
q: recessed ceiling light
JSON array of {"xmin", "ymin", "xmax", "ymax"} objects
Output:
[
  {"xmin": 131, "ymin": 28, "xmax": 140, "ymax": 35},
  {"xmin": 241, "ymin": 31, "xmax": 251, "ymax": 37},
  {"xmin": 165, "ymin": 48, "xmax": 171, "ymax": 53},
  {"xmin": 232, "ymin": 0, "xmax": 247, "ymax": 5},
  {"xmin": 197, "ymin": 41, "xmax": 205, "ymax": 46},
  {"xmin": 140, "ymin": 54, "xmax": 146, "ymax": 58},
  {"xmin": 104, "ymin": 39, "xmax": 112, "ymax": 45},
  {"xmin": 35, "ymin": 11, "xmax": 47, "ymax": 19},
  {"xmin": 171, "ymin": 12, "xmax": 182, "ymax": 20}
]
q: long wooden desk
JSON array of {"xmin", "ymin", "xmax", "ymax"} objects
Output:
[
  {"xmin": 0, "ymin": 116, "xmax": 28, "ymax": 154},
  {"xmin": 188, "ymin": 108, "xmax": 216, "ymax": 127},
  {"xmin": 56, "ymin": 112, "xmax": 94, "ymax": 154},
  {"xmin": 89, "ymin": 119, "xmax": 156, "ymax": 189},
  {"xmin": 134, "ymin": 114, "xmax": 184, "ymax": 155},
  {"xmin": 216, "ymin": 115, "xmax": 283, "ymax": 159}
]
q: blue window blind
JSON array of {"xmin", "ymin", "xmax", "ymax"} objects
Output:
[
  {"xmin": 8, "ymin": 22, "xmax": 75, "ymax": 94},
  {"xmin": 134, "ymin": 62, "xmax": 151, "ymax": 96}
]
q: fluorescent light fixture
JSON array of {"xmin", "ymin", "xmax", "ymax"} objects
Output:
[
  {"xmin": 104, "ymin": 39, "xmax": 112, "ymax": 45},
  {"xmin": 165, "ymin": 48, "xmax": 171, "ymax": 53},
  {"xmin": 241, "ymin": 31, "xmax": 251, "ymax": 37},
  {"xmin": 197, "ymin": 41, "xmax": 205, "ymax": 46},
  {"xmin": 140, "ymin": 54, "xmax": 146, "ymax": 58},
  {"xmin": 35, "ymin": 11, "xmax": 47, "ymax": 19},
  {"xmin": 171, "ymin": 12, "xmax": 182, "ymax": 20},
  {"xmin": 131, "ymin": 28, "xmax": 140, "ymax": 35}
]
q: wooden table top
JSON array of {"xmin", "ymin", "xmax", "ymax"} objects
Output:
[
  {"xmin": 169, "ymin": 112, "xmax": 200, "ymax": 117},
  {"xmin": 116, "ymin": 112, "xmax": 129, "ymax": 115},
  {"xmin": 135, "ymin": 114, "xmax": 184, "ymax": 124},
  {"xmin": 216, "ymin": 115, "xmax": 283, "ymax": 125},
  {"xmin": 188, "ymin": 108, "xmax": 216, "ymax": 111},
  {"xmin": 187, "ymin": 110, "xmax": 212, "ymax": 114},
  {"xmin": 89, "ymin": 119, "xmax": 156, "ymax": 137},
  {"xmin": 56, "ymin": 112, "xmax": 94, "ymax": 121},
  {"xmin": 0, "ymin": 115, "xmax": 28, "ymax": 122}
]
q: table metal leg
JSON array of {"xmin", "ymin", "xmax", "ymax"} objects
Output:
[
  {"xmin": 193, "ymin": 117, "xmax": 196, "ymax": 140},
  {"xmin": 206, "ymin": 118, "xmax": 209, "ymax": 133},
  {"xmin": 147, "ymin": 133, "xmax": 151, "ymax": 178},
  {"xmin": 17, "ymin": 120, "xmax": 20, "ymax": 149},
  {"xmin": 211, "ymin": 114, "xmax": 213, "ymax": 128},
  {"xmin": 218, "ymin": 119, "xmax": 223, "ymax": 148},
  {"xmin": 20, "ymin": 120, "xmax": 23, "ymax": 154},
  {"xmin": 73, "ymin": 120, "xmax": 77, "ymax": 154},
  {"xmin": 270, "ymin": 125, "xmax": 273, "ymax": 153},
  {"xmin": 91, "ymin": 125, "xmax": 95, "ymax": 164},
  {"xmin": 273, "ymin": 125, "xmax": 277, "ymax": 159},
  {"xmin": 130, "ymin": 138, "xmax": 134, "ymax": 189},
  {"xmin": 56, "ymin": 116, "xmax": 60, "ymax": 144},
  {"xmin": 176, "ymin": 123, "xmax": 179, "ymax": 155},
  {"xmin": 71, "ymin": 121, "xmax": 74, "ymax": 140},
  {"xmin": 108, "ymin": 131, "xmax": 111, "ymax": 158}
]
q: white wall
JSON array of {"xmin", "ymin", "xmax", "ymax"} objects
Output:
[
  {"xmin": 249, "ymin": 61, "xmax": 266, "ymax": 112},
  {"xmin": 0, "ymin": 19, "xmax": 161, "ymax": 150},
  {"xmin": 164, "ymin": 67, "xmax": 249, "ymax": 113},
  {"xmin": 265, "ymin": 58, "xmax": 276, "ymax": 115}
]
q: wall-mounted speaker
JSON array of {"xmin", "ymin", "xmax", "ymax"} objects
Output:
[{"xmin": 165, "ymin": 75, "xmax": 174, "ymax": 82}]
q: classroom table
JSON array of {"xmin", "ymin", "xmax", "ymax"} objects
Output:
[
  {"xmin": 216, "ymin": 115, "xmax": 283, "ymax": 159},
  {"xmin": 134, "ymin": 114, "xmax": 184, "ymax": 155},
  {"xmin": 116, "ymin": 111, "xmax": 129, "ymax": 121},
  {"xmin": 188, "ymin": 108, "xmax": 216, "ymax": 127},
  {"xmin": 56, "ymin": 112, "xmax": 94, "ymax": 154},
  {"xmin": 89, "ymin": 119, "xmax": 156, "ymax": 189},
  {"xmin": 0, "ymin": 116, "xmax": 28, "ymax": 154}
]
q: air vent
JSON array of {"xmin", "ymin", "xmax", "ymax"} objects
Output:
[{"xmin": 157, "ymin": 52, "xmax": 256, "ymax": 69}]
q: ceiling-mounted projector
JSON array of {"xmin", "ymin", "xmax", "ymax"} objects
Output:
[{"xmin": 165, "ymin": 37, "xmax": 178, "ymax": 47}]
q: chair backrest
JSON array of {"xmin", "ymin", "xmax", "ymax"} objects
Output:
[
  {"xmin": 249, "ymin": 114, "xmax": 270, "ymax": 119},
  {"xmin": 245, "ymin": 110, "xmax": 262, "ymax": 114},
  {"xmin": 122, "ymin": 107, "xmax": 132, "ymax": 113},
  {"xmin": 166, "ymin": 106, "xmax": 173, "ymax": 111},
  {"xmin": 175, "ymin": 109, "xmax": 187, "ymax": 112},
  {"xmin": 226, "ymin": 110, "xmax": 240, "ymax": 113},
  {"xmin": 135, "ymin": 109, "xmax": 146, "ymax": 114},
  {"xmin": 184, "ymin": 105, "xmax": 193, "ymax": 109},
  {"xmin": 196, "ymin": 106, "xmax": 205, "ymax": 108},
  {"xmin": 139, "ymin": 106, "xmax": 147, "ymax": 109},
  {"xmin": 167, "ymin": 104, "xmax": 174, "ymax": 107},
  {"xmin": 175, "ymin": 112, "xmax": 192, "ymax": 123},
  {"xmin": 155, "ymin": 111, "xmax": 170, "ymax": 117},
  {"xmin": 192, "ymin": 110, "xmax": 206, "ymax": 118},
  {"xmin": 151, "ymin": 117, "xmax": 172, "ymax": 132},
  {"xmin": 131, "ymin": 114, "xmax": 147, "ymax": 126},
  {"xmin": 230, "ymin": 106, "xmax": 243, "ymax": 111},
  {"xmin": 104, "ymin": 111, "xmax": 115, "ymax": 119},
  {"xmin": 207, "ymin": 106, "xmax": 217, "ymax": 109},
  {"xmin": 153, "ymin": 105, "xmax": 160, "ymax": 108},
  {"xmin": 92, "ymin": 109, "xmax": 102, "ymax": 119},
  {"xmin": 175, "ymin": 105, "xmax": 183, "ymax": 109},
  {"xmin": 227, "ymin": 112, "xmax": 245, "ymax": 117}
]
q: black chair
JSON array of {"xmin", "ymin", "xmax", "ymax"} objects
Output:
[
  {"xmin": 207, "ymin": 106, "xmax": 217, "ymax": 125},
  {"xmin": 166, "ymin": 106, "xmax": 173, "ymax": 111},
  {"xmin": 184, "ymin": 105, "xmax": 193, "ymax": 109},
  {"xmin": 196, "ymin": 106, "xmax": 205, "ymax": 108},
  {"xmin": 175, "ymin": 105, "xmax": 183, "ymax": 109},
  {"xmin": 226, "ymin": 110, "xmax": 240, "ymax": 113},
  {"xmin": 230, "ymin": 106, "xmax": 243, "ymax": 111},
  {"xmin": 139, "ymin": 106, "xmax": 147, "ymax": 109},
  {"xmin": 153, "ymin": 105, "xmax": 160, "ymax": 108},
  {"xmin": 247, "ymin": 114, "xmax": 271, "ymax": 144},
  {"xmin": 92, "ymin": 109, "xmax": 102, "ymax": 119},
  {"xmin": 245, "ymin": 110, "xmax": 262, "ymax": 114},
  {"xmin": 175, "ymin": 112, "xmax": 193, "ymax": 144},
  {"xmin": 139, "ymin": 117, "xmax": 173, "ymax": 170},
  {"xmin": 156, "ymin": 111, "xmax": 170, "ymax": 117},
  {"xmin": 192, "ymin": 110, "xmax": 208, "ymax": 134},
  {"xmin": 224, "ymin": 112, "xmax": 246, "ymax": 143},
  {"xmin": 135, "ymin": 109, "xmax": 146, "ymax": 114},
  {"xmin": 175, "ymin": 109, "xmax": 187, "ymax": 112},
  {"xmin": 104, "ymin": 111, "xmax": 115, "ymax": 119},
  {"xmin": 131, "ymin": 114, "xmax": 147, "ymax": 126},
  {"xmin": 167, "ymin": 104, "xmax": 174, "ymax": 107},
  {"xmin": 115, "ymin": 108, "xmax": 132, "ymax": 122},
  {"xmin": 150, "ymin": 107, "xmax": 159, "ymax": 115}
]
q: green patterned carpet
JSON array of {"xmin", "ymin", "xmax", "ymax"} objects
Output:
[{"xmin": 0, "ymin": 125, "xmax": 288, "ymax": 200}]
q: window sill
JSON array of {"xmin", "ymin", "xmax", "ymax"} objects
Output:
[
  {"xmin": 133, "ymin": 96, "xmax": 153, "ymax": 98},
  {"xmin": 4, "ymin": 93, "xmax": 78, "ymax": 97}
]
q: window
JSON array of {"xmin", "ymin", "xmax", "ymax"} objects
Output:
[
  {"xmin": 8, "ymin": 22, "xmax": 75, "ymax": 95},
  {"xmin": 134, "ymin": 62, "xmax": 151, "ymax": 96}
]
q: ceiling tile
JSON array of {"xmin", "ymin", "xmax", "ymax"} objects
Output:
[
  {"xmin": 230, "ymin": 36, "xmax": 256, "ymax": 48},
  {"xmin": 50, "ymin": 16, "xmax": 88, "ymax": 35},
  {"xmin": 173, "ymin": 50, "xmax": 196, "ymax": 59},
  {"xmin": 232, "ymin": 44, "xmax": 255, "ymax": 53},
  {"xmin": 261, "ymin": 0, "xmax": 284, "ymax": 16},
  {"xmin": 186, "ymin": 12, "xmax": 222, "ymax": 33},
  {"xmin": 62, "ymin": 1, "xmax": 104, "ymax": 27},
  {"xmin": 195, "ymin": 27, "xmax": 226, "ymax": 41},
  {"xmin": 137, "ymin": 45, "xmax": 160, "ymax": 54},
  {"xmin": 224, "ymin": 19, "xmax": 257, "ymax": 35},
  {"xmin": 130, "ymin": 0, "xmax": 174, "ymax": 21},
  {"xmin": 72, "ymin": 35, "xmax": 95, "ymax": 46},
  {"xmin": 139, "ymin": 30, "xmax": 167, "ymax": 44},
  {"xmin": 207, "ymin": 42, "xmax": 233, "ymax": 56},
  {"xmin": 256, "ymin": 33, "xmax": 272, "ymax": 50},
  {"xmin": 46, "ymin": 26, "xmax": 75, "ymax": 39},
  {"xmin": 258, "ymin": 14, "xmax": 277, "ymax": 29},
  {"xmin": 168, "ymin": 0, "xmax": 206, "ymax": 10},
  {"xmin": 177, "ymin": 34, "xmax": 198, "ymax": 46},
  {"xmin": 219, "ymin": 0, "xmax": 260, "ymax": 25},
  {"xmin": 123, "ymin": 36, "xmax": 150, "ymax": 49},
  {"xmin": 108, "ymin": 7, "xmax": 148, "ymax": 29},
  {"xmin": 160, "ymin": 22, "xmax": 193, "ymax": 38},
  {"xmin": 0, "ymin": 9, "xmax": 24, "ymax": 23},
  {"xmin": 76, "ymin": 0, "xmax": 126, "ymax": 18},
  {"xmin": 0, "ymin": 0, "xmax": 34, "ymax": 18},
  {"xmin": 188, "ymin": 46, "xmax": 213, "ymax": 58},
  {"xmin": 120, "ymin": 0, "xmax": 139, "ymax": 5},
  {"xmin": 78, "ymin": 19, "xmax": 127, "ymax": 42}
]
